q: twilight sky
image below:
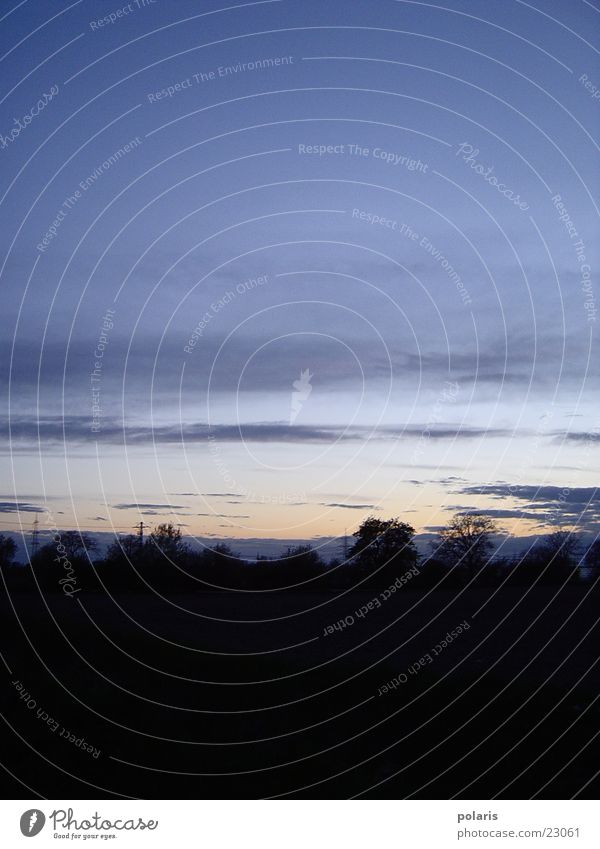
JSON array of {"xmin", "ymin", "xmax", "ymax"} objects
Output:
[{"xmin": 0, "ymin": 0, "xmax": 598, "ymax": 555}]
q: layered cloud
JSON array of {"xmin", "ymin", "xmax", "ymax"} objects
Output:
[
  {"xmin": 452, "ymin": 483, "xmax": 600, "ymax": 529},
  {"xmin": 111, "ymin": 502, "xmax": 187, "ymax": 510},
  {"xmin": 0, "ymin": 501, "xmax": 45, "ymax": 513},
  {"xmin": 0, "ymin": 415, "xmax": 520, "ymax": 446}
]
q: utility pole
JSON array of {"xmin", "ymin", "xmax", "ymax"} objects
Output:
[
  {"xmin": 133, "ymin": 521, "xmax": 149, "ymax": 545},
  {"xmin": 31, "ymin": 516, "xmax": 40, "ymax": 557},
  {"xmin": 342, "ymin": 528, "xmax": 349, "ymax": 560}
]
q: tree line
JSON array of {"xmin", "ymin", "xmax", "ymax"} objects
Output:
[{"xmin": 1, "ymin": 513, "xmax": 599, "ymax": 595}]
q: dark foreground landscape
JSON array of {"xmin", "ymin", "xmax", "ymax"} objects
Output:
[{"xmin": 2, "ymin": 579, "xmax": 599, "ymax": 799}]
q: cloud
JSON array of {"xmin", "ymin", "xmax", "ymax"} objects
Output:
[
  {"xmin": 555, "ymin": 431, "xmax": 600, "ymax": 444},
  {"xmin": 403, "ymin": 465, "xmax": 465, "ymax": 471},
  {"xmin": 0, "ymin": 501, "xmax": 46, "ymax": 513},
  {"xmin": 200, "ymin": 492, "xmax": 244, "ymax": 498},
  {"xmin": 459, "ymin": 484, "xmax": 599, "ymax": 504},
  {"xmin": 319, "ymin": 502, "xmax": 378, "ymax": 510},
  {"xmin": 196, "ymin": 513, "xmax": 250, "ymax": 518},
  {"xmin": 0, "ymin": 494, "xmax": 60, "ymax": 500},
  {"xmin": 454, "ymin": 483, "xmax": 600, "ymax": 529},
  {"xmin": 1, "ymin": 415, "xmax": 516, "ymax": 447},
  {"xmin": 112, "ymin": 502, "xmax": 187, "ymax": 510},
  {"xmin": 455, "ymin": 508, "xmax": 547, "ymax": 522}
]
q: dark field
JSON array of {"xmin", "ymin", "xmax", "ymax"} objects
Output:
[{"xmin": 2, "ymin": 584, "xmax": 599, "ymax": 799}]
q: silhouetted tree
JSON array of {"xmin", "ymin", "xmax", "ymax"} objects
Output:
[
  {"xmin": 105, "ymin": 534, "xmax": 140, "ymax": 563},
  {"xmin": 584, "ymin": 539, "xmax": 600, "ymax": 578},
  {"xmin": 186, "ymin": 543, "xmax": 250, "ymax": 590},
  {"xmin": 0, "ymin": 534, "xmax": 16, "ymax": 569},
  {"xmin": 146, "ymin": 523, "xmax": 188, "ymax": 562},
  {"xmin": 350, "ymin": 517, "xmax": 418, "ymax": 584},
  {"xmin": 434, "ymin": 514, "xmax": 498, "ymax": 573},
  {"xmin": 275, "ymin": 545, "xmax": 325, "ymax": 584},
  {"xmin": 535, "ymin": 530, "xmax": 580, "ymax": 583},
  {"xmin": 32, "ymin": 530, "xmax": 96, "ymax": 568},
  {"xmin": 28, "ymin": 530, "xmax": 96, "ymax": 593},
  {"xmin": 196, "ymin": 543, "xmax": 240, "ymax": 572},
  {"xmin": 100, "ymin": 534, "xmax": 144, "ymax": 589},
  {"xmin": 213, "ymin": 542, "xmax": 236, "ymax": 559},
  {"xmin": 281, "ymin": 545, "xmax": 323, "ymax": 568},
  {"xmin": 58, "ymin": 530, "xmax": 97, "ymax": 561},
  {"xmin": 543, "ymin": 531, "xmax": 579, "ymax": 565}
]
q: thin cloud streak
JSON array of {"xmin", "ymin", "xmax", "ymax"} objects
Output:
[{"xmin": 1, "ymin": 415, "xmax": 519, "ymax": 446}]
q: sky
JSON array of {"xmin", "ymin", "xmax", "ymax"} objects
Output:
[{"xmin": 0, "ymin": 0, "xmax": 598, "ymax": 558}]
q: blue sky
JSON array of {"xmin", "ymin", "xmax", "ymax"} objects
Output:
[{"xmin": 0, "ymin": 0, "xmax": 598, "ymax": 555}]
